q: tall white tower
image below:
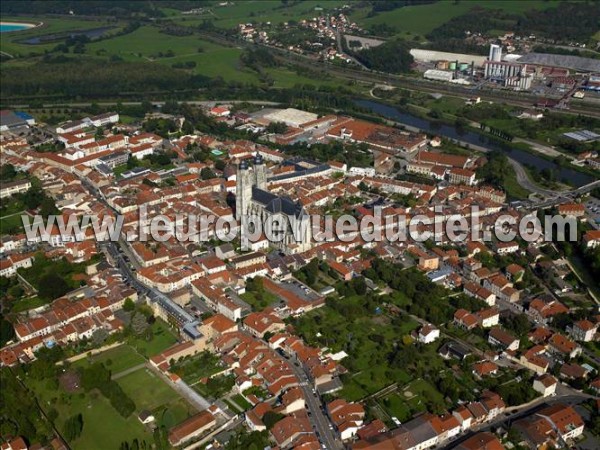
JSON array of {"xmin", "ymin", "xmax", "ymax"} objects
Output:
[{"xmin": 235, "ymin": 160, "xmax": 253, "ymax": 220}]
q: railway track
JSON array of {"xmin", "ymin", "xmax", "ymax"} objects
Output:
[{"xmin": 198, "ymin": 31, "xmax": 600, "ymax": 119}]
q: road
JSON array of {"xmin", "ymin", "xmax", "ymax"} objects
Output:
[{"xmin": 280, "ymin": 353, "xmax": 342, "ymax": 450}]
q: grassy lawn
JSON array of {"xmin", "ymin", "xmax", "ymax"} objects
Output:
[
  {"xmin": 116, "ymin": 367, "xmax": 180, "ymax": 412},
  {"xmin": 10, "ymin": 296, "xmax": 46, "ymax": 313},
  {"xmin": 240, "ymin": 289, "xmax": 279, "ymax": 311},
  {"xmin": 379, "ymin": 393, "xmax": 413, "ymax": 422},
  {"xmin": 0, "ymin": 211, "xmax": 26, "ymax": 234},
  {"xmin": 28, "ymin": 377, "xmax": 149, "ymax": 450},
  {"xmin": 232, "ymin": 393, "xmax": 252, "ymax": 411},
  {"xmin": 155, "ymin": 398, "xmax": 196, "ymax": 429},
  {"xmin": 128, "ymin": 319, "xmax": 179, "ymax": 357},
  {"xmin": 72, "ymin": 344, "xmax": 145, "ymax": 375},
  {"xmin": 224, "ymin": 399, "xmax": 244, "ymax": 414},
  {"xmin": 85, "ymin": 25, "xmax": 259, "ymax": 83},
  {"xmin": 503, "ymin": 169, "xmax": 533, "ymax": 200}
]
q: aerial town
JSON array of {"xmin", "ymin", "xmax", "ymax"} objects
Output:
[{"xmin": 1, "ymin": 2, "xmax": 599, "ymax": 450}]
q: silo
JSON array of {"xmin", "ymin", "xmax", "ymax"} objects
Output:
[{"xmin": 489, "ymin": 44, "xmax": 502, "ymax": 62}]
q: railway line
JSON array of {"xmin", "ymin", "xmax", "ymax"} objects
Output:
[{"xmin": 198, "ymin": 31, "xmax": 600, "ymax": 119}]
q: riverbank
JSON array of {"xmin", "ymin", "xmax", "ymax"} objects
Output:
[
  {"xmin": 371, "ymin": 88, "xmax": 599, "ymax": 173},
  {"xmin": 356, "ymin": 98, "xmax": 598, "ymax": 188}
]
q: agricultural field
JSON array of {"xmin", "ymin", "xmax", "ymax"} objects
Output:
[
  {"xmin": 162, "ymin": 0, "xmax": 348, "ymax": 29},
  {"xmin": 349, "ymin": 0, "xmax": 560, "ymax": 40}
]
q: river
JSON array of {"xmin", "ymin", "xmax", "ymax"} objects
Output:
[{"xmin": 355, "ymin": 99, "xmax": 597, "ymax": 188}]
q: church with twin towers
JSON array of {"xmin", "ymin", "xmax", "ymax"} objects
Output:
[{"xmin": 235, "ymin": 153, "xmax": 312, "ymax": 253}]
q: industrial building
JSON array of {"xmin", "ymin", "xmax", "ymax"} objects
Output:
[
  {"xmin": 261, "ymin": 108, "xmax": 318, "ymax": 128},
  {"xmin": 409, "ymin": 49, "xmax": 487, "ymax": 66},
  {"xmin": 517, "ymin": 53, "xmax": 600, "ymax": 73},
  {"xmin": 424, "ymin": 69, "xmax": 454, "ymax": 82},
  {"xmin": 0, "ymin": 110, "xmax": 35, "ymax": 132}
]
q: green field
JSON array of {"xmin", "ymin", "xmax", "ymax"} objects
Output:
[
  {"xmin": 28, "ymin": 377, "xmax": 150, "ymax": 450},
  {"xmin": 73, "ymin": 344, "xmax": 145, "ymax": 374},
  {"xmin": 0, "ymin": 212, "xmax": 26, "ymax": 234},
  {"xmin": 28, "ymin": 356, "xmax": 191, "ymax": 450},
  {"xmin": 85, "ymin": 25, "xmax": 342, "ymax": 87},
  {"xmin": 116, "ymin": 367, "xmax": 181, "ymax": 412},
  {"xmin": 164, "ymin": 1, "xmax": 348, "ymax": 29},
  {"xmin": 128, "ymin": 319, "xmax": 179, "ymax": 357},
  {"xmin": 350, "ymin": 0, "xmax": 560, "ymax": 39}
]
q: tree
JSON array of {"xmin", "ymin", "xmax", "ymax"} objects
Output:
[
  {"xmin": 200, "ymin": 168, "xmax": 216, "ymax": 180},
  {"xmin": 0, "ymin": 316, "xmax": 15, "ymax": 347},
  {"xmin": 262, "ymin": 411, "xmax": 285, "ymax": 430},
  {"xmin": 0, "ymin": 164, "xmax": 17, "ymax": 181},
  {"xmin": 349, "ymin": 39, "xmax": 414, "ymax": 74},
  {"xmin": 38, "ymin": 273, "xmax": 70, "ymax": 300},
  {"xmin": 266, "ymin": 121, "xmax": 288, "ymax": 134},
  {"xmin": 123, "ymin": 298, "xmax": 135, "ymax": 312},
  {"xmin": 40, "ymin": 196, "xmax": 59, "ymax": 218},
  {"xmin": 131, "ymin": 312, "xmax": 149, "ymax": 335},
  {"xmin": 91, "ymin": 328, "xmax": 109, "ymax": 346},
  {"xmin": 63, "ymin": 414, "xmax": 83, "ymax": 441}
]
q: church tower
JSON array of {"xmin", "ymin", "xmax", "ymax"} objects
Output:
[
  {"xmin": 235, "ymin": 159, "xmax": 253, "ymax": 220},
  {"xmin": 254, "ymin": 153, "xmax": 266, "ymax": 190}
]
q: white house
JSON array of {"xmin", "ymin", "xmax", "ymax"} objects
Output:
[
  {"xmin": 418, "ymin": 324, "xmax": 440, "ymax": 344},
  {"xmin": 532, "ymin": 374, "xmax": 557, "ymax": 397}
]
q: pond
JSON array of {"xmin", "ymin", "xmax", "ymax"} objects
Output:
[{"xmin": 355, "ymin": 99, "xmax": 597, "ymax": 188}]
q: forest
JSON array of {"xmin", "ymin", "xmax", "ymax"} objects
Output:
[
  {"xmin": 348, "ymin": 39, "xmax": 414, "ymax": 74},
  {"xmin": 426, "ymin": 2, "xmax": 600, "ymax": 54},
  {"xmin": 0, "ymin": 58, "xmax": 211, "ymax": 101}
]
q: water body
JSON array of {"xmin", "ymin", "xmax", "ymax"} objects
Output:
[
  {"xmin": 0, "ymin": 22, "xmax": 35, "ymax": 32},
  {"xmin": 355, "ymin": 99, "xmax": 597, "ymax": 188},
  {"xmin": 19, "ymin": 26, "xmax": 115, "ymax": 44}
]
